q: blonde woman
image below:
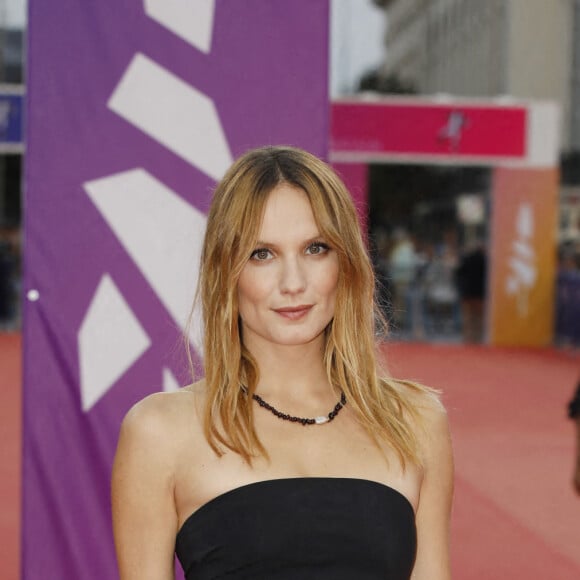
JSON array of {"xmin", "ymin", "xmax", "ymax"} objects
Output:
[{"xmin": 112, "ymin": 146, "xmax": 454, "ymax": 579}]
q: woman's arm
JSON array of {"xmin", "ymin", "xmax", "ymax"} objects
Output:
[
  {"xmin": 111, "ymin": 394, "xmax": 179, "ymax": 580},
  {"xmin": 411, "ymin": 403, "xmax": 454, "ymax": 580}
]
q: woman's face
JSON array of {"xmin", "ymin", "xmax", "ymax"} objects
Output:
[{"xmin": 237, "ymin": 183, "xmax": 339, "ymax": 353}]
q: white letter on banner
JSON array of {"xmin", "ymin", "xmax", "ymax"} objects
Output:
[
  {"xmin": 107, "ymin": 53, "xmax": 233, "ymax": 181},
  {"xmin": 78, "ymin": 274, "xmax": 151, "ymax": 411},
  {"xmin": 505, "ymin": 203, "xmax": 537, "ymax": 316},
  {"xmin": 84, "ymin": 169, "xmax": 205, "ymax": 354},
  {"xmin": 144, "ymin": 0, "xmax": 215, "ymax": 53}
]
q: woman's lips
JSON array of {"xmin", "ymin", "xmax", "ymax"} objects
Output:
[{"xmin": 273, "ymin": 305, "xmax": 313, "ymax": 320}]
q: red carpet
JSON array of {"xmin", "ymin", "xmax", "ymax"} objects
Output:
[
  {"xmin": 1, "ymin": 336, "xmax": 579, "ymax": 579},
  {"xmin": 0, "ymin": 333, "xmax": 21, "ymax": 580},
  {"xmin": 384, "ymin": 342, "xmax": 580, "ymax": 578}
]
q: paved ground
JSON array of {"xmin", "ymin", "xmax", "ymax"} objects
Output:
[
  {"xmin": 2, "ymin": 335, "xmax": 579, "ymax": 579},
  {"xmin": 385, "ymin": 341, "xmax": 580, "ymax": 578}
]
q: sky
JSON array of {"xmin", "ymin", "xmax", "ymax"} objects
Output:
[
  {"xmin": 2, "ymin": 0, "xmax": 26, "ymax": 28},
  {"xmin": 330, "ymin": 0, "xmax": 386, "ymax": 97}
]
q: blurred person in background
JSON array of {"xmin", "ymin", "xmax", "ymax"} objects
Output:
[
  {"xmin": 421, "ymin": 239, "xmax": 460, "ymax": 338},
  {"xmin": 0, "ymin": 224, "xmax": 19, "ymax": 330},
  {"xmin": 455, "ymin": 241, "xmax": 487, "ymax": 343},
  {"xmin": 388, "ymin": 227, "xmax": 417, "ymax": 331},
  {"xmin": 112, "ymin": 146, "xmax": 453, "ymax": 580},
  {"xmin": 569, "ymin": 380, "xmax": 580, "ymax": 494},
  {"xmin": 555, "ymin": 244, "xmax": 580, "ymax": 347}
]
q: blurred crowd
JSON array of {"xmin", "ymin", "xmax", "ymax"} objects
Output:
[
  {"xmin": 0, "ymin": 218, "xmax": 577, "ymax": 344},
  {"xmin": 371, "ymin": 226, "xmax": 486, "ymax": 343},
  {"xmin": 369, "ymin": 220, "xmax": 580, "ymax": 347},
  {"xmin": 0, "ymin": 224, "xmax": 20, "ymax": 331}
]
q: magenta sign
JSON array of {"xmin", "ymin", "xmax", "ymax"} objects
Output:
[
  {"xmin": 331, "ymin": 99, "xmax": 527, "ymax": 162},
  {"xmin": 23, "ymin": 2, "xmax": 329, "ymax": 578}
]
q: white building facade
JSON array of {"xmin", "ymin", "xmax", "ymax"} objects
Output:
[{"xmin": 375, "ymin": 0, "xmax": 580, "ymax": 151}]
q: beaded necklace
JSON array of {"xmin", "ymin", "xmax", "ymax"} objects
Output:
[{"xmin": 251, "ymin": 391, "xmax": 347, "ymax": 425}]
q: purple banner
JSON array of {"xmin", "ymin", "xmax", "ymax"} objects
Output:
[{"xmin": 23, "ymin": 1, "xmax": 329, "ymax": 578}]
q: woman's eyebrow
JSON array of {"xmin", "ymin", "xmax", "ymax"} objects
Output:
[
  {"xmin": 254, "ymin": 240, "xmax": 277, "ymax": 249},
  {"xmin": 254, "ymin": 234, "xmax": 325, "ymax": 248}
]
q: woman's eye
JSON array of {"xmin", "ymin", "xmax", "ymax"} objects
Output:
[
  {"xmin": 250, "ymin": 248, "xmax": 272, "ymax": 261},
  {"xmin": 306, "ymin": 242, "xmax": 329, "ymax": 255}
]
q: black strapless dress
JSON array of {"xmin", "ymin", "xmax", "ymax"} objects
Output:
[{"xmin": 175, "ymin": 477, "xmax": 416, "ymax": 579}]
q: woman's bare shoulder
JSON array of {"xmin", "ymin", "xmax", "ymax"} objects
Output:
[
  {"xmin": 400, "ymin": 380, "xmax": 451, "ymax": 466},
  {"xmin": 384, "ymin": 376, "xmax": 445, "ymax": 414},
  {"xmin": 118, "ymin": 379, "xmax": 206, "ymax": 451},
  {"xmin": 111, "ymin": 382, "xmax": 207, "ymax": 577},
  {"xmin": 385, "ymin": 377, "xmax": 450, "ymax": 454}
]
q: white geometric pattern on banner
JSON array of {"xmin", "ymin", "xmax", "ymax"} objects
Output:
[
  {"xmin": 84, "ymin": 168, "xmax": 206, "ymax": 354},
  {"xmin": 78, "ymin": 274, "xmax": 151, "ymax": 411},
  {"xmin": 144, "ymin": 0, "xmax": 215, "ymax": 53},
  {"xmin": 163, "ymin": 368, "xmax": 181, "ymax": 392},
  {"xmin": 108, "ymin": 53, "xmax": 232, "ymax": 181}
]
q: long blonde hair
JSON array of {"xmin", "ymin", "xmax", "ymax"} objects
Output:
[{"xmin": 191, "ymin": 145, "xmax": 438, "ymax": 466}]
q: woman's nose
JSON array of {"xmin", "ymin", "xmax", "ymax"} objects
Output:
[{"xmin": 279, "ymin": 257, "xmax": 306, "ymax": 294}]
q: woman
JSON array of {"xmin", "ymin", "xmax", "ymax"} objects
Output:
[{"xmin": 112, "ymin": 146, "xmax": 454, "ymax": 579}]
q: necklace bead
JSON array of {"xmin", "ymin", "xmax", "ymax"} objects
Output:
[{"xmin": 251, "ymin": 391, "xmax": 347, "ymax": 426}]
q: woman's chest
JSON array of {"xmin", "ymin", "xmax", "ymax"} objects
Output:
[{"xmin": 173, "ymin": 416, "xmax": 422, "ymax": 531}]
